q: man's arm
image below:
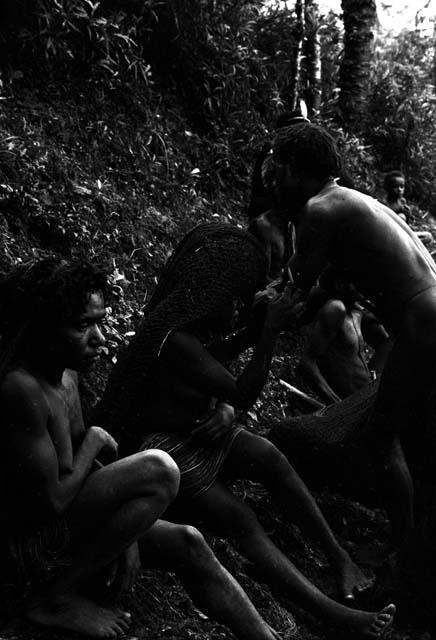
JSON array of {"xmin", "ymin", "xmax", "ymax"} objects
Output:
[
  {"xmin": 248, "ymin": 215, "xmax": 273, "ymax": 276},
  {"xmin": 360, "ymin": 311, "xmax": 392, "ymax": 376},
  {"xmin": 2, "ymin": 371, "xmax": 116, "ymax": 516},
  {"xmin": 161, "ymin": 286, "xmax": 300, "ymax": 411},
  {"xmin": 299, "ymin": 301, "xmax": 345, "ymax": 404},
  {"xmin": 289, "ymin": 202, "xmax": 333, "ymax": 291},
  {"xmin": 208, "ymin": 302, "xmax": 268, "ymax": 364},
  {"xmin": 161, "ymin": 327, "xmax": 275, "ymax": 411}
]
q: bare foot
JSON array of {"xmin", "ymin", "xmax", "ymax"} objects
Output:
[
  {"xmin": 336, "ymin": 552, "xmax": 374, "ymax": 601},
  {"xmin": 26, "ymin": 593, "xmax": 131, "ymax": 638},
  {"xmin": 344, "ymin": 604, "xmax": 396, "ymax": 639}
]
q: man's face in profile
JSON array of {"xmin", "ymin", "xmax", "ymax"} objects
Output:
[{"xmin": 57, "ymin": 290, "xmax": 107, "ymax": 371}]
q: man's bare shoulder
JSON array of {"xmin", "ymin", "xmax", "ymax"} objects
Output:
[
  {"xmin": 309, "ymin": 187, "xmax": 398, "ymax": 229},
  {"xmin": 1, "ymin": 368, "xmax": 49, "ymax": 421},
  {"xmin": 309, "ymin": 186, "xmax": 362, "ymax": 210},
  {"xmin": 249, "ymin": 212, "xmax": 273, "ymax": 238},
  {"xmin": 303, "ymin": 188, "xmax": 345, "ymax": 221},
  {"xmin": 1, "ymin": 367, "xmax": 42, "ymax": 396},
  {"xmin": 318, "ymin": 299, "xmax": 347, "ymax": 327}
]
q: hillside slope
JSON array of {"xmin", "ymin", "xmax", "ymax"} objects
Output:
[{"xmin": 0, "ymin": 75, "xmax": 432, "ymax": 640}]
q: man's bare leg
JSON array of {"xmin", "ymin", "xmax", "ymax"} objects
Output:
[
  {"xmin": 140, "ymin": 520, "xmax": 283, "ymax": 640},
  {"xmin": 381, "ymin": 437, "xmax": 414, "ymax": 547},
  {"xmin": 191, "ymin": 481, "xmax": 395, "ymax": 638},
  {"xmin": 222, "ymin": 431, "xmax": 371, "ymax": 600},
  {"xmin": 27, "ymin": 450, "xmax": 180, "ymax": 639}
]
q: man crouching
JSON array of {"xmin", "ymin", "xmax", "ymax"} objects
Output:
[{"xmin": 0, "ymin": 258, "xmax": 178, "ymax": 636}]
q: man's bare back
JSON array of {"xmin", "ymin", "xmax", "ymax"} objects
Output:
[{"xmin": 293, "ymin": 186, "xmax": 436, "ymax": 329}]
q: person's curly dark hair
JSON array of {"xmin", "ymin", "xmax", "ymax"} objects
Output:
[
  {"xmin": 273, "ymin": 122, "xmax": 341, "ymax": 180},
  {"xmin": 0, "ymin": 258, "xmax": 107, "ymax": 376},
  {"xmin": 383, "ymin": 170, "xmax": 405, "ymax": 192}
]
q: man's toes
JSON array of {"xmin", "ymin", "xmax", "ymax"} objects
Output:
[
  {"xmin": 113, "ymin": 609, "xmax": 131, "ymax": 630},
  {"xmin": 112, "ymin": 623, "xmax": 126, "ymax": 635},
  {"xmin": 114, "ymin": 619, "xmax": 128, "ymax": 632},
  {"xmin": 372, "ymin": 619, "xmax": 386, "ymax": 631},
  {"xmin": 118, "ymin": 618, "xmax": 130, "ymax": 631}
]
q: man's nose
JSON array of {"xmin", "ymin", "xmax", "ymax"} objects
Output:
[{"xmin": 91, "ymin": 325, "xmax": 106, "ymax": 346}]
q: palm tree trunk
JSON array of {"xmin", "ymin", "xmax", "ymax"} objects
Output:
[
  {"xmin": 338, "ymin": 0, "xmax": 377, "ymax": 127},
  {"xmin": 291, "ymin": 0, "xmax": 306, "ymax": 111},
  {"xmin": 302, "ymin": 0, "xmax": 321, "ymax": 115}
]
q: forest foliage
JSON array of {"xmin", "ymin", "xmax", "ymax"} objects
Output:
[
  {"xmin": 0, "ymin": 0, "xmax": 435, "ymax": 357},
  {"xmin": 0, "ymin": 4, "xmax": 435, "ymax": 638}
]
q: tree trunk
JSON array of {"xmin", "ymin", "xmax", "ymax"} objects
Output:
[
  {"xmin": 338, "ymin": 0, "xmax": 377, "ymax": 127},
  {"xmin": 302, "ymin": 0, "xmax": 321, "ymax": 115},
  {"xmin": 433, "ymin": 20, "xmax": 436, "ymax": 92},
  {"xmin": 291, "ymin": 0, "xmax": 306, "ymax": 111}
]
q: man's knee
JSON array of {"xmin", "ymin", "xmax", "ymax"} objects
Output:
[
  {"xmin": 171, "ymin": 524, "xmax": 211, "ymax": 566},
  {"xmin": 138, "ymin": 449, "xmax": 180, "ymax": 503}
]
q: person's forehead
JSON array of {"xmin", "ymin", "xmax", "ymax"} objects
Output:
[
  {"xmin": 392, "ymin": 176, "xmax": 405, "ymax": 184},
  {"xmin": 80, "ymin": 290, "xmax": 106, "ymax": 317}
]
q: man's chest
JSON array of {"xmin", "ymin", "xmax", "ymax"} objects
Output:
[{"xmin": 45, "ymin": 388, "xmax": 83, "ymax": 472}]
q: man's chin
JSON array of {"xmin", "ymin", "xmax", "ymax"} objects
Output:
[{"xmin": 71, "ymin": 355, "xmax": 100, "ymax": 372}]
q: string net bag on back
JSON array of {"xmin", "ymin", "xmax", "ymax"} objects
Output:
[
  {"xmin": 269, "ymin": 380, "xmax": 382, "ymax": 500},
  {"xmin": 96, "ymin": 222, "xmax": 267, "ymax": 452}
]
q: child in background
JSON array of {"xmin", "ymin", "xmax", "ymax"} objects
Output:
[{"xmin": 383, "ymin": 171, "xmax": 411, "ymax": 224}]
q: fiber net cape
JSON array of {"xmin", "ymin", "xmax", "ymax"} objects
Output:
[{"xmin": 96, "ymin": 222, "xmax": 267, "ymax": 448}]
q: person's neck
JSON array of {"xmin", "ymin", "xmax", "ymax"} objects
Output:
[{"xmin": 312, "ymin": 176, "xmax": 339, "ymax": 197}]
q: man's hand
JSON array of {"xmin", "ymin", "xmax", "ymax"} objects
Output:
[
  {"xmin": 265, "ymin": 284, "xmax": 307, "ymax": 333},
  {"xmin": 87, "ymin": 425, "xmax": 119, "ymax": 463},
  {"xmin": 191, "ymin": 403, "xmax": 235, "ymax": 444},
  {"xmin": 106, "ymin": 542, "xmax": 141, "ymax": 594}
]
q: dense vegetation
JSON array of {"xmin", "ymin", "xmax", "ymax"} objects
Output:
[{"xmin": 0, "ymin": 1, "xmax": 435, "ymax": 639}]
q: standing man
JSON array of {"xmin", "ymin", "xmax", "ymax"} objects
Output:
[{"xmin": 273, "ymin": 122, "xmax": 436, "ymax": 544}]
